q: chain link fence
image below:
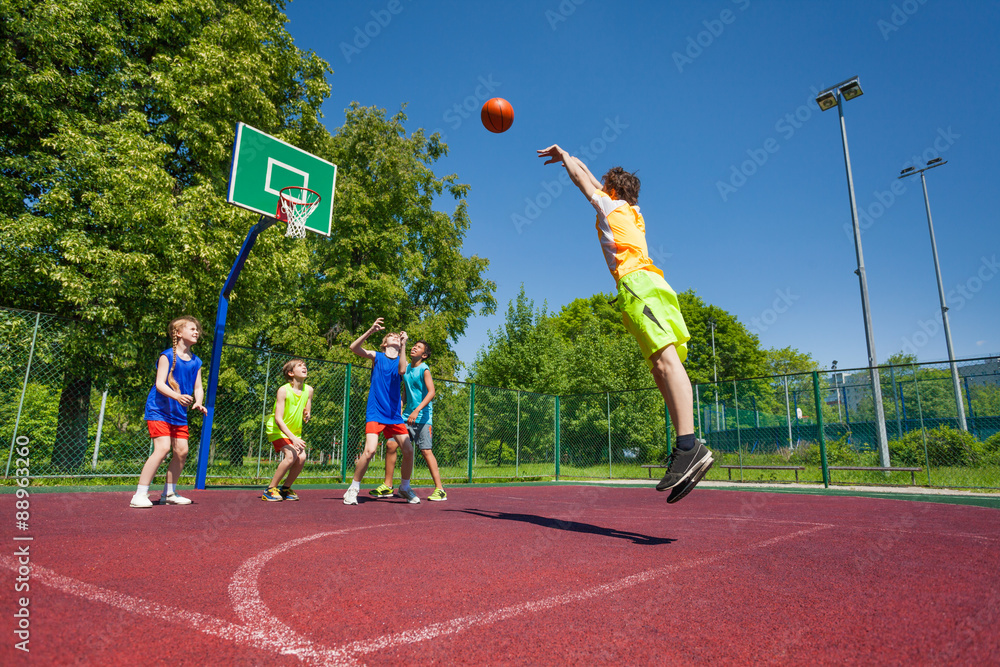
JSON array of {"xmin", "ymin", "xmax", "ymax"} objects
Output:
[{"xmin": 3, "ymin": 306, "xmax": 999, "ymax": 489}]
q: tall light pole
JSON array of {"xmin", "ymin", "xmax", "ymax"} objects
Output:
[
  {"xmin": 899, "ymin": 159, "xmax": 967, "ymax": 430},
  {"xmin": 832, "ymin": 360, "xmax": 843, "ymax": 424},
  {"xmin": 815, "ymin": 76, "xmax": 890, "ymax": 466},
  {"xmin": 708, "ymin": 318, "xmax": 719, "ymax": 431}
]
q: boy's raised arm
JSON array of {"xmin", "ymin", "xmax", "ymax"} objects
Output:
[
  {"xmin": 349, "ymin": 318, "xmax": 382, "ymax": 361},
  {"xmin": 537, "ymin": 144, "xmax": 602, "ymax": 199},
  {"xmin": 398, "ymin": 331, "xmax": 409, "ymax": 375}
]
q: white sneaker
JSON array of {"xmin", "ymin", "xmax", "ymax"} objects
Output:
[
  {"xmin": 130, "ymin": 494, "xmax": 153, "ymax": 508},
  {"xmin": 398, "ymin": 487, "xmax": 420, "ymax": 504},
  {"xmin": 163, "ymin": 493, "xmax": 192, "ymax": 505},
  {"xmin": 343, "ymin": 487, "xmax": 359, "ymax": 505}
]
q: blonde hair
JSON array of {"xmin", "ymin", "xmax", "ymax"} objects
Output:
[
  {"xmin": 166, "ymin": 316, "xmax": 202, "ymax": 392},
  {"xmin": 379, "ymin": 333, "xmax": 401, "ymax": 351},
  {"xmin": 282, "ymin": 359, "xmax": 306, "ymax": 380}
]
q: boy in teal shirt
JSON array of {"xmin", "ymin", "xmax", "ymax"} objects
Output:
[{"xmin": 371, "ymin": 339, "xmax": 446, "ymax": 501}]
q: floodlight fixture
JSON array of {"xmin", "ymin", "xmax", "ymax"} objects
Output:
[
  {"xmin": 898, "ymin": 159, "xmax": 947, "ymax": 180},
  {"xmin": 816, "ymin": 90, "xmax": 838, "ymax": 111},
  {"xmin": 815, "ymin": 76, "xmax": 863, "ymax": 111},
  {"xmin": 839, "ymin": 79, "xmax": 863, "ymax": 101}
]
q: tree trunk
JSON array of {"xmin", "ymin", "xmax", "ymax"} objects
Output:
[{"xmin": 52, "ymin": 374, "xmax": 92, "ymax": 470}]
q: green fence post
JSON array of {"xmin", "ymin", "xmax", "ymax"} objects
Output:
[
  {"xmin": 812, "ymin": 371, "xmax": 829, "ymax": 487},
  {"xmin": 340, "ymin": 363, "xmax": 352, "ymax": 482},
  {"xmin": 554, "ymin": 396, "xmax": 561, "ymax": 481},
  {"xmin": 467, "ymin": 384, "xmax": 476, "ymax": 483}
]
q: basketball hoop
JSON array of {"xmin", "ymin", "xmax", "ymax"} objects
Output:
[{"xmin": 276, "ymin": 186, "xmax": 321, "ymax": 238}]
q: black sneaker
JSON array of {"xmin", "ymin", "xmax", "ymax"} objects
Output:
[
  {"xmin": 655, "ymin": 441, "xmax": 713, "ymax": 491},
  {"xmin": 667, "ymin": 456, "xmax": 714, "ymax": 504}
]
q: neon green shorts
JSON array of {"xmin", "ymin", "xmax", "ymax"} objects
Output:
[{"xmin": 617, "ymin": 270, "xmax": 690, "ymax": 368}]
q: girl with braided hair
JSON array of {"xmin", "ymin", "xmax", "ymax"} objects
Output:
[{"xmin": 130, "ymin": 316, "xmax": 207, "ymax": 508}]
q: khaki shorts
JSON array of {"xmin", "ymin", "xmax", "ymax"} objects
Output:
[
  {"xmin": 407, "ymin": 423, "xmax": 433, "ymax": 450},
  {"xmin": 617, "ymin": 270, "xmax": 690, "ymax": 368}
]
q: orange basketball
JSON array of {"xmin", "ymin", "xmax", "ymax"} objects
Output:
[{"xmin": 481, "ymin": 97, "xmax": 514, "ymax": 133}]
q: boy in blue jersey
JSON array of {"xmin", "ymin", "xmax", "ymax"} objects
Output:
[
  {"xmin": 371, "ymin": 339, "xmax": 446, "ymax": 501},
  {"xmin": 343, "ymin": 318, "xmax": 419, "ymax": 505}
]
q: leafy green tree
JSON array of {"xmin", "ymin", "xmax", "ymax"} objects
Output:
[
  {"xmin": 758, "ymin": 346, "xmax": 828, "ymax": 424},
  {"xmin": 969, "ymin": 383, "xmax": 1000, "ymax": 419},
  {"xmin": 469, "ymin": 285, "xmax": 567, "ymax": 393},
  {"xmin": 679, "ymin": 291, "xmax": 767, "ymax": 385},
  {"xmin": 264, "ymin": 104, "xmax": 496, "ymax": 380},
  {"xmin": 471, "ymin": 286, "xmax": 772, "ymax": 465},
  {"xmin": 765, "ymin": 347, "xmax": 819, "ymax": 376},
  {"xmin": 1, "ymin": 0, "xmax": 332, "ymax": 467}
]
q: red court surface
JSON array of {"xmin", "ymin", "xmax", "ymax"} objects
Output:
[{"xmin": 2, "ymin": 485, "xmax": 998, "ymax": 665}]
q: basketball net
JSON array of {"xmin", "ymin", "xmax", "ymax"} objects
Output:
[{"xmin": 277, "ymin": 186, "xmax": 321, "ymax": 238}]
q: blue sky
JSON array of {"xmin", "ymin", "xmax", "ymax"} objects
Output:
[{"xmin": 282, "ymin": 0, "xmax": 1000, "ymax": 376}]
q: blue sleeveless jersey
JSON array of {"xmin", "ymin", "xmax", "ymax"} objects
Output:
[
  {"xmin": 144, "ymin": 349, "xmax": 203, "ymax": 426},
  {"xmin": 365, "ymin": 352, "xmax": 404, "ymax": 424},
  {"xmin": 402, "ymin": 363, "xmax": 432, "ymax": 425}
]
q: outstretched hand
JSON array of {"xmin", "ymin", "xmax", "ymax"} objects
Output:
[
  {"xmin": 537, "ymin": 144, "xmax": 567, "ymax": 165},
  {"xmin": 370, "ymin": 318, "xmax": 385, "ymax": 333}
]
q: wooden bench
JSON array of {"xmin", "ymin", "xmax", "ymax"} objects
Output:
[
  {"xmin": 719, "ymin": 465, "xmax": 805, "ymax": 482},
  {"xmin": 641, "ymin": 464, "xmax": 668, "ymax": 478},
  {"xmin": 827, "ymin": 466, "xmax": 922, "ymax": 486}
]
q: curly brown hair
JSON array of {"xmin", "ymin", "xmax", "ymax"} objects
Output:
[{"xmin": 601, "ymin": 166, "xmax": 640, "ymax": 206}]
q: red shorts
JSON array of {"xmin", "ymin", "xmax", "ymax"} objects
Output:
[
  {"xmin": 147, "ymin": 421, "xmax": 189, "ymax": 439},
  {"xmin": 365, "ymin": 421, "xmax": 407, "ymax": 437},
  {"xmin": 271, "ymin": 438, "xmax": 293, "ymax": 453}
]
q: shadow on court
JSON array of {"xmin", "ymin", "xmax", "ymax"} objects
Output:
[{"xmin": 451, "ymin": 508, "xmax": 675, "ymax": 545}]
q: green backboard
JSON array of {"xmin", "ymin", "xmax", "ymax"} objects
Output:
[{"xmin": 226, "ymin": 123, "xmax": 337, "ymax": 235}]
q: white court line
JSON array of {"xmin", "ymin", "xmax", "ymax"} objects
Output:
[
  {"xmin": 0, "ymin": 554, "xmax": 357, "ymax": 667},
  {"xmin": 3, "ymin": 521, "xmax": 832, "ymax": 665},
  {"xmin": 328, "ymin": 523, "xmax": 833, "ymax": 661},
  {"xmin": 229, "ymin": 522, "xmax": 407, "ymax": 629}
]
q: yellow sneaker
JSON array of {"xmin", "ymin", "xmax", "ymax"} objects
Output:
[{"xmin": 369, "ymin": 483, "xmax": 393, "ymax": 498}]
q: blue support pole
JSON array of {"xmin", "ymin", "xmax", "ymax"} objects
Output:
[{"xmin": 196, "ymin": 215, "xmax": 277, "ymax": 489}]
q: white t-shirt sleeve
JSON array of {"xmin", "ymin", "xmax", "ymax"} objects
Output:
[{"xmin": 590, "ymin": 189, "xmax": 627, "ymax": 217}]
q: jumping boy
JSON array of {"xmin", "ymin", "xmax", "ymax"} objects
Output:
[
  {"xmin": 343, "ymin": 318, "xmax": 419, "ymax": 505},
  {"xmin": 261, "ymin": 359, "xmax": 314, "ymax": 502},
  {"xmin": 537, "ymin": 144, "xmax": 713, "ymax": 503},
  {"xmin": 370, "ymin": 339, "xmax": 446, "ymax": 501}
]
